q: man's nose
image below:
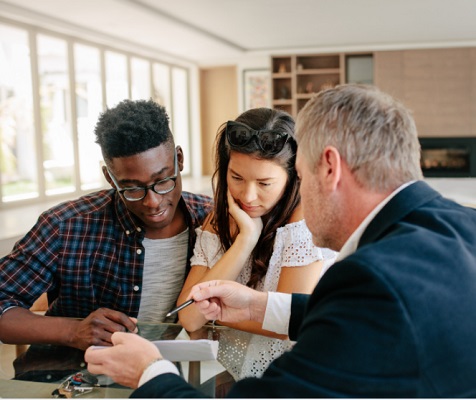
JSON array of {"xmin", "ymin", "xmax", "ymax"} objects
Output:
[{"xmin": 142, "ymin": 188, "xmax": 164, "ymax": 207}]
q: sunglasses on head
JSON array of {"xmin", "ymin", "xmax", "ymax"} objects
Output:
[{"xmin": 225, "ymin": 121, "xmax": 289, "ymax": 154}]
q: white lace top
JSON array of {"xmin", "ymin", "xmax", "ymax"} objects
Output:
[{"xmin": 190, "ymin": 219, "xmax": 337, "ymax": 380}]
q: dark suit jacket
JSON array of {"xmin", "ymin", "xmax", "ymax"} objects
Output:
[{"xmin": 132, "ymin": 181, "xmax": 476, "ymax": 398}]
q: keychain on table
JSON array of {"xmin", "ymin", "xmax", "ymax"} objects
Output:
[{"xmin": 51, "ymin": 372, "xmax": 99, "ymax": 398}]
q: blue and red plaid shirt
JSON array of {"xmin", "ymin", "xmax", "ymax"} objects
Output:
[{"xmin": 0, "ymin": 190, "xmax": 212, "ymax": 319}]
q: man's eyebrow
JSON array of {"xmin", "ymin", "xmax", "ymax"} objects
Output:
[{"xmin": 116, "ymin": 166, "xmax": 171, "ymax": 186}]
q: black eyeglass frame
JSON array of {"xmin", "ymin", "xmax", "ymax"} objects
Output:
[
  {"xmin": 225, "ymin": 120, "xmax": 289, "ymax": 154},
  {"xmin": 107, "ymin": 147, "xmax": 178, "ymax": 202}
]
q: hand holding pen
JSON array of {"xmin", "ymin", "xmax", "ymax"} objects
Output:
[{"xmin": 166, "ymin": 299, "xmax": 195, "ymax": 317}]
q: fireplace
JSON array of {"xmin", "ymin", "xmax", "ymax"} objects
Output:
[{"xmin": 419, "ymin": 137, "xmax": 476, "ymax": 178}]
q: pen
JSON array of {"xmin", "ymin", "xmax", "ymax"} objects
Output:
[{"xmin": 166, "ymin": 299, "xmax": 194, "ymax": 317}]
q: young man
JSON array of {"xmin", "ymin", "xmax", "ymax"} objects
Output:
[
  {"xmin": 86, "ymin": 85, "xmax": 476, "ymax": 397},
  {"xmin": 0, "ymin": 99, "xmax": 212, "ymax": 351}
]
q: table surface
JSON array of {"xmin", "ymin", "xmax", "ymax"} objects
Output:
[
  {"xmin": 0, "ymin": 322, "xmax": 226, "ymax": 398},
  {"xmin": 0, "ymin": 379, "xmax": 133, "ymax": 399}
]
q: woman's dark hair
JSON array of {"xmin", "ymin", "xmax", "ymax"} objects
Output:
[
  {"xmin": 211, "ymin": 108, "xmax": 300, "ymax": 288},
  {"xmin": 94, "ymin": 99, "xmax": 174, "ymax": 162}
]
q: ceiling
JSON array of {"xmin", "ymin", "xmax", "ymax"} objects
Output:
[{"xmin": 1, "ymin": 0, "xmax": 476, "ymax": 66}]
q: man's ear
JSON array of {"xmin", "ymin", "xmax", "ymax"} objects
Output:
[
  {"xmin": 320, "ymin": 146, "xmax": 342, "ymax": 191},
  {"xmin": 176, "ymin": 146, "xmax": 184, "ymax": 172}
]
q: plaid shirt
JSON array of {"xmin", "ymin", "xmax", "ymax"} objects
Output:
[{"xmin": 0, "ymin": 190, "xmax": 212, "ymax": 319}]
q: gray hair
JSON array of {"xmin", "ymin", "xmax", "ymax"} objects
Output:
[{"xmin": 295, "ymin": 84, "xmax": 423, "ymax": 192}]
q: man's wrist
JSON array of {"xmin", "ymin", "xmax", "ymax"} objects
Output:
[
  {"xmin": 142, "ymin": 357, "xmax": 163, "ymax": 374},
  {"xmin": 61, "ymin": 317, "xmax": 82, "ymax": 348},
  {"xmin": 250, "ymin": 291, "xmax": 268, "ymax": 324},
  {"xmin": 138, "ymin": 358, "xmax": 180, "ymax": 387}
]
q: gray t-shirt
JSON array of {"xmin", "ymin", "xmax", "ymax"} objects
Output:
[{"xmin": 137, "ymin": 228, "xmax": 189, "ymax": 322}]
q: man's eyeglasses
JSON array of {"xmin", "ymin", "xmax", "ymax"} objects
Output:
[
  {"xmin": 226, "ymin": 120, "xmax": 289, "ymax": 154},
  {"xmin": 108, "ymin": 147, "xmax": 178, "ymax": 202}
]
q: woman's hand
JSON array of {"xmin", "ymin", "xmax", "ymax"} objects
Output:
[{"xmin": 227, "ymin": 190, "xmax": 263, "ymax": 244}]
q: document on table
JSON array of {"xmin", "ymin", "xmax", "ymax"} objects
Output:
[{"xmin": 152, "ymin": 339, "xmax": 219, "ymax": 362}]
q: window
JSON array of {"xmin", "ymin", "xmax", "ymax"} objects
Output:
[
  {"xmin": 131, "ymin": 57, "xmax": 151, "ymax": 100},
  {"xmin": 105, "ymin": 51, "xmax": 128, "ymax": 109},
  {"xmin": 0, "ymin": 24, "xmax": 38, "ymax": 202},
  {"xmin": 37, "ymin": 34, "xmax": 75, "ymax": 195},
  {"xmin": 152, "ymin": 62, "xmax": 171, "ymax": 112},
  {"xmin": 171, "ymin": 67, "xmax": 190, "ymax": 175},
  {"xmin": 74, "ymin": 43, "xmax": 104, "ymax": 191},
  {"xmin": 0, "ymin": 19, "xmax": 192, "ymax": 208}
]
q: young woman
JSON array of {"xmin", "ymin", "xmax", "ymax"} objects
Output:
[{"xmin": 177, "ymin": 107, "xmax": 336, "ymax": 382}]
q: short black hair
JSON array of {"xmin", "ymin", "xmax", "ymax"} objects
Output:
[{"xmin": 94, "ymin": 99, "xmax": 173, "ymax": 161}]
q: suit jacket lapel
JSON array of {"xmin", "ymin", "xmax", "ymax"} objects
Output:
[{"xmin": 358, "ymin": 181, "xmax": 440, "ymax": 248}]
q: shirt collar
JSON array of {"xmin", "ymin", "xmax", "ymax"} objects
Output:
[
  {"xmin": 114, "ymin": 192, "xmax": 143, "ymax": 236},
  {"xmin": 336, "ymin": 181, "xmax": 416, "ymax": 262}
]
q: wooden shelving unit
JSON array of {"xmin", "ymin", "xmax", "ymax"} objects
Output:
[
  {"xmin": 271, "ymin": 56, "xmax": 294, "ymax": 115},
  {"xmin": 271, "ymin": 53, "xmax": 372, "ymax": 117}
]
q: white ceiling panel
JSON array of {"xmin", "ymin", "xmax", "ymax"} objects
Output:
[{"xmin": 1, "ymin": 0, "xmax": 475, "ymax": 66}]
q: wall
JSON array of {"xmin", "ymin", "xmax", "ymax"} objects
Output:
[
  {"xmin": 199, "ymin": 66, "xmax": 238, "ymax": 175},
  {"xmin": 374, "ymin": 47, "xmax": 476, "ymax": 137},
  {"xmin": 237, "ymin": 48, "xmax": 476, "ymax": 138}
]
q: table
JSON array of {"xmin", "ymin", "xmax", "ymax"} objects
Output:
[
  {"xmin": 0, "ymin": 379, "xmax": 132, "ymax": 398},
  {"xmin": 0, "ymin": 322, "xmax": 226, "ymax": 398}
]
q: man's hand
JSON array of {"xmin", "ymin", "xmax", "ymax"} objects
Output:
[
  {"xmin": 70, "ymin": 308, "xmax": 138, "ymax": 350},
  {"xmin": 85, "ymin": 332, "xmax": 160, "ymax": 388},
  {"xmin": 189, "ymin": 280, "xmax": 268, "ymax": 324},
  {"xmin": 0, "ymin": 307, "xmax": 137, "ymax": 351}
]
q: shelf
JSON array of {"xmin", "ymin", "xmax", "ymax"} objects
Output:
[
  {"xmin": 272, "ymin": 73, "xmax": 292, "ymax": 78},
  {"xmin": 272, "ymin": 56, "xmax": 292, "ymax": 74},
  {"xmin": 273, "ymin": 103, "xmax": 293, "ymax": 115},
  {"xmin": 271, "ymin": 52, "xmax": 373, "ymax": 117},
  {"xmin": 295, "ymin": 93, "xmax": 314, "ymax": 99},
  {"xmin": 297, "ymin": 75, "xmax": 339, "ymax": 94},
  {"xmin": 296, "ymin": 68, "xmax": 340, "ymax": 75},
  {"xmin": 296, "ymin": 54, "xmax": 340, "ymax": 70},
  {"xmin": 270, "ymin": 53, "xmax": 342, "ymax": 117},
  {"xmin": 273, "ymin": 99, "xmax": 293, "ymax": 105}
]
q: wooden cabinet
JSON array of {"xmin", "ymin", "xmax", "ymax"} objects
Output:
[
  {"xmin": 271, "ymin": 53, "xmax": 372, "ymax": 117},
  {"xmin": 295, "ymin": 54, "xmax": 343, "ymax": 116},
  {"xmin": 271, "ymin": 56, "xmax": 294, "ymax": 115}
]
